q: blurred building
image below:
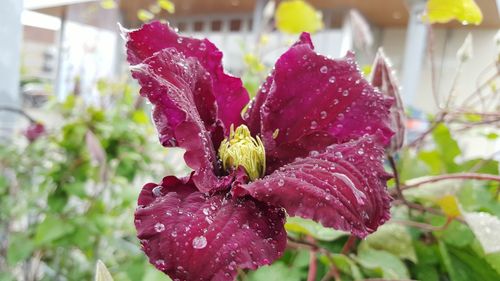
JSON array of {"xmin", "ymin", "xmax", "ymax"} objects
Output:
[{"xmin": 11, "ymin": 0, "xmax": 500, "ymax": 113}]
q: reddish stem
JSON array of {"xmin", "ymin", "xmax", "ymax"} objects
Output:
[
  {"xmin": 341, "ymin": 235, "xmax": 357, "ymax": 255},
  {"xmin": 307, "ymin": 249, "xmax": 317, "ymax": 281},
  {"xmin": 402, "ymin": 173, "xmax": 500, "ymax": 190}
]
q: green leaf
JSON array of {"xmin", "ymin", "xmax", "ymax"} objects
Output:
[
  {"xmin": 62, "ymin": 182, "xmax": 86, "ymax": 198},
  {"xmin": 0, "ymin": 175, "xmax": 8, "ymax": 194},
  {"xmin": 132, "ymin": 110, "xmax": 149, "ymax": 124},
  {"xmin": 464, "ymin": 113, "xmax": 483, "ymax": 122},
  {"xmin": 425, "ymin": 0, "xmax": 483, "ymax": 25},
  {"xmin": 322, "ymin": 254, "xmax": 363, "ymax": 280},
  {"xmin": 433, "ymin": 218, "xmax": 474, "ymax": 247},
  {"xmin": 246, "ymin": 262, "xmax": 303, "ymax": 281},
  {"xmin": 448, "ymin": 245, "xmax": 500, "ymax": 281},
  {"xmin": 7, "ymin": 233, "xmax": 35, "ymax": 265},
  {"xmin": 34, "ymin": 215, "xmax": 75, "ymax": 245},
  {"xmin": 0, "ymin": 272, "xmax": 16, "ymax": 281},
  {"xmin": 414, "ymin": 240, "xmax": 440, "ymax": 265},
  {"xmin": 355, "ymin": 248, "xmax": 409, "ymax": 279},
  {"xmin": 431, "ymin": 123, "xmax": 460, "ymax": 170},
  {"xmin": 399, "ymin": 149, "xmax": 431, "ymax": 181},
  {"xmin": 418, "ymin": 150, "xmax": 446, "ymax": 174},
  {"xmin": 275, "ymin": 0, "xmax": 323, "ymax": 34},
  {"xmin": 361, "ymin": 224, "xmax": 417, "ymax": 262},
  {"xmin": 285, "ymin": 217, "xmax": 346, "ymax": 241},
  {"xmin": 438, "ymin": 240, "xmax": 460, "ymax": 281},
  {"xmin": 142, "ymin": 266, "xmax": 172, "ymax": 281},
  {"xmin": 415, "ymin": 264, "xmax": 439, "ymax": 281}
]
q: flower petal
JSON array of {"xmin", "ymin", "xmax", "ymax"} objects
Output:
[
  {"xmin": 126, "ymin": 21, "xmax": 249, "ymax": 132},
  {"xmin": 24, "ymin": 122, "xmax": 45, "ymax": 142},
  {"xmin": 371, "ymin": 48, "xmax": 405, "ymax": 153},
  {"xmin": 135, "ymin": 175, "xmax": 287, "ymax": 281},
  {"xmin": 233, "ymin": 135, "xmax": 392, "ymax": 238},
  {"xmin": 245, "ymin": 33, "xmax": 393, "ymax": 172},
  {"xmin": 131, "ymin": 48, "xmax": 227, "ymax": 192}
]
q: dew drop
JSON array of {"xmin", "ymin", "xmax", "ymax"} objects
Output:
[
  {"xmin": 342, "ymin": 90, "xmax": 349, "ymax": 97},
  {"xmin": 192, "ymin": 236, "xmax": 207, "ymax": 249},
  {"xmin": 357, "ymin": 148, "xmax": 364, "ymax": 155},
  {"xmin": 328, "ymin": 76, "xmax": 336, "ymax": 83},
  {"xmin": 320, "ymin": 111, "xmax": 327, "ymax": 119},
  {"xmin": 199, "ymin": 42, "xmax": 207, "ymax": 51},
  {"xmin": 278, "ymin": 179, "xmax": 285, "ymax": 187},
  {"xmin": 152, "ymin": 185, "xmax": 163, "ymax": 197},
  {"xmin": 154, "ymin": 222, "xmax": 165, "ymax": 232},
  {"xmin": 309, "ymin": 150, "xmax": 319, "ymax": 156},
  {"xmin": 320, "ymin": 66, "xmax": 328, "ymax": 74},
  {"xmin": 310, "ymin": 121, "xmax": 318, "ymax": 129}
]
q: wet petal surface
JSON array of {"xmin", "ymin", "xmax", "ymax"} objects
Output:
[
  {"xmin": 245, "ymin": 33, "xmax": 393, "ymax": 172},
  {"xmin": 135, "ymin": 175, "xmax": 287, "ymax": 281},
  {"xmin": 233, "ymin": 135, "xmax": 392, "ymax": 238},
  {"xmin": 130, "ymin": 47, "xmax": 229, "ymax": 192},
  {"xmin": 126, "ymin": 21, "xmax": 249, "ymax": 133}
]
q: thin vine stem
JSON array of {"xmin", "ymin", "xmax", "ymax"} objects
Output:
[{"xmin": 402, "ymin": 173, "xmax": 500, "ymax": 190}]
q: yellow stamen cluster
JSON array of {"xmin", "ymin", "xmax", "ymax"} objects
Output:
[{"xmin": 218, "ymin": 125, "xmax": 266, "ymax": 181}]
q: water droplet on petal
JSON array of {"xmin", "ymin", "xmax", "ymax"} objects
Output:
[
  {"xmin": 192, "ymin": 236, "xmax": 207, "ymax": 249},
  {"xmin": 329, "ymin": 76, "xmax": 336, "ymax": 83},
  {"xmin": 310, "ymin": 121, "xmax": 318, "ymax": 129},
  {"xmin": 309, "ymin": 150, "xmax": 319, "ymax": 156},
  {"xmin": 152, "ymin": 185, "xmax": 163, "ymax": 197},
  {"xmin": 320, "ymin": 111, "xmax": 327, "ymax": 119},
  {"xmin": 278, "ymin": 179, "xmax": 285, "ymax": 187},
  {"xmin": 320, "ymin": 66, "xmax": 328, "ymax": 74},
  {"xmin": 154, "ymin": 222, "xmax": 165, "ymax": 232}
]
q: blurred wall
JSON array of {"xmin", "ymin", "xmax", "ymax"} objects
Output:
[
  {"xmin": 381, "ymin": 28, "xmax": 499, "ymax": 113},
  {"xmin": 0, "ymin": 0, "xmax": 23, "ymax": 138}
]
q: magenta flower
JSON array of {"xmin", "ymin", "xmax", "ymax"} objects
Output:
[
  {"xmin": 24, "ymin": 122, "xmax": 45, "ymax": 142},
  {"xmin": 126, "ymin": 21, "xmax": 393, "ymax": 281}
]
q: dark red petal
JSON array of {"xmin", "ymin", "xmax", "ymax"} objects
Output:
[
  {"xmin": 245, "ymin": 33, "xmax": 393, "ymax": 172},
  {"xmin": 131, "ymin": 47, "xmax": 229, "ymax": 192},
  {"xmin": 24, "ymin": 122, "xmax": 45, "ymax": 142},
  {"xmin": 371, "ymin": 48, "xmax": 405, "ymax": 153},
  {"xmin": 126, "ymin": 21, "xmax": 249, "ymax": 132},
  {"xmin": 135, "ymin": 175, "xmax": 287, "ymax": 281},
  {"xmin": 245, "ymin": 32, "xmax": 313, "ymax": 135},
  {"xmin": 233, "ymin": 135, "xmax": 391, "ymax": 238}
]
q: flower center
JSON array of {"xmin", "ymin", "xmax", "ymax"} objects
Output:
[{"xmin": 218, "ymin": 124, "xmax": 266, "ymax": 181}]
